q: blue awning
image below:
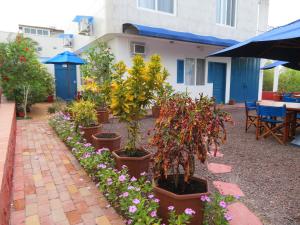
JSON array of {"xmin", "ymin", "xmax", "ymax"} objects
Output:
[
  {"xmin": 261, "ymin": 61, "xmax": 287, "ymax": 70},
  {"xmin": 261, "ymin": 60, "xmax": 300, "ymax": 71},
  {"xmin": 73, "ymin": 16, "xmax": 93, "ymax": 24},
  {"xmin": 123, "ymin": 23, "xmax": 239, "ymax": 47},
  {"xmin": 44, "ymin": 51, "xmax": 85, "ymax": 65}
]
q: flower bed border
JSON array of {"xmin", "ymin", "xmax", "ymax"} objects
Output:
[{"xmin": 49, "ymin": 113, "xmax": 194, "ymax": 225}]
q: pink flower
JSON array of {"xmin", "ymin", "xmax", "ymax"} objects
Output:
[
  {"xmin": 118, "ymin": 175, "xmax": 126, "ymax": 182},
  {"xmin": 132, "ymin": 198, "xmax": 140, "ymax": 204},
  {"xmin": 200, "ymin": 195, "xmax": 211, "ymax": 202},
  {"xmin": 154, "ymin": 198, "xmax": 160, "ymax": 203},
  {"xmin": 129, "ymin": 205, "xmax": 137, "ymax": 213},
  {"xmin": 224, "ymin": 213, "xmax": 233, "ymax": 221},
  {"xmin": 219, "ymin": 201, "xmax": 227, "ymax": 208},
  {"xmin": 148, "ymin": 194, "xmax": 154, "ymax": 199},
  {"xmin": 122, "ymin": 192, "xmax": 129, "ymax": 197},
  {"xmin": 150, "ymin": 210, "xmax": 157, "ymax": 217},
  {"xmin": 184, "ymin": 208, "xmax": 195, "ymax": 215},
  {"xmin": 107, "ymin": 178, "xmax": 113, "ymax": 185},
  {"xmin": 127, "ymin": 220, "xmax": 132, "ymax": 225},
  {"xmin": 128, "ymin": 186, "xmax": 134, "ymax": 190},
  {"xmin": 97, "ymin": 163, "xmax": 106, "ymax": 169},
  {"xmin": 168, "ymin": 206, "xmax": 174, "ymax": 211},
  {"xmin": 140, "ymin": 172, "xmax": 147, "ymax": 176},
  {"xmin": 84, "ymin": 143, "xmax": 92, "ymax": 147},
  {"xmin": 130, "ymin": 177, "xmax": 137, "ymax": 182},
  {"xmin": 122, "ymin": 165, "xmax": 128, "ymax": 169}
]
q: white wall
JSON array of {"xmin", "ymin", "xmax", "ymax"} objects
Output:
[
  {"xmin": 99, "ymin": 0, "xmax": 269, "ymax": 42},
  {"xmin": 107, "ymin": 35, "xmax": 233, "ymax": 101}
]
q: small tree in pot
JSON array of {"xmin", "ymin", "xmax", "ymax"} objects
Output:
[
  {"xmin": 151, "ymin": 94, "xmax": 232, "ymax": 225},
  {"xmin": 81, "ymin": 41, "xmax": 115, "ymax": 123},
  {"xmin": 110, "ymin": 54, "xmax": 168, "ymax": 178},
  {"xmin": 70, "ymin": 100, "xmax": 101, "ymax": 144}
]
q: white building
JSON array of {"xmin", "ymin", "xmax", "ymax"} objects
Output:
[
  {"xmin": 0, "ymin": 0, "xmax": 270, "ymax": 102},
  {"xmin": 66, "ymin": 0, "xmax": 270, "ymax": 103}
]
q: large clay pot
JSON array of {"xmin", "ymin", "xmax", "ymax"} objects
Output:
[
  {"xmin": 97, "ymin": 109, "xmax": 109, "ymax": 123},
  {"xmin": 112, "ymin": 148, "xmax": 152, "ymax": 178},
  {"xmin": 153, "ymin": 176, "xmax": 208, "ymax": 225},
  {"xmin": 80, "ymin": 124, "xmax": 102, "ymax": 144},
  {"xmin": 152, "ymin": 105, "xmax": 161, "ymax": 118},
  {"xmin": 92, "ymin": 132, "xmax": 121, "ymax": 152},
  {"xmin": 273, "ymin": 93, "xmax": 282, "ymax": 101},
  {"xmin": 47, "ymin": 95, "xmax": 54, "ymax": 103}
]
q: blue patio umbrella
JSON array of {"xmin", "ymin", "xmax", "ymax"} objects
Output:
[
  {"xmin": 260, "ymin": 61, "xmax": 300, "ymax": 71},
  {"xmin": 210, "ymin": 19, "xmax": 300, "ymax": 63},
  {"xmin": 44, "ymin": 51, "xmax": 85, "ymax": 101}
]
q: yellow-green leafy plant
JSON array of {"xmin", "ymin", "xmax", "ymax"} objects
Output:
[
  {"xmin": 70, "ymin": 100, "xmax": 98, "ymax": 128},
  {"xmin": 110, "ymin": 55, "xmax": 168, "ymax": 156}
]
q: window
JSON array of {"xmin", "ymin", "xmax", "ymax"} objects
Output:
[
  {"xmin": 177, "ymin": 58, "xmax": 206, "ymax": 86},
  {"xmin": 30, "ymin": 28, "xmax": 36, "ymax": 34},
  {"xmin": 37, "ymin": 29, "xmax": 43, "ymax": 35},
  {"xmin": 43, "ymin": 30, "xmax": 49, "ymax": 36},
  {"xmin": 138, "ymin": 0, "xmax": 175, "ymax": 14},
  {"xmin": 24, "ymin": 27, "xmax": 30, "ymax": 34},
  {"xmin": 216, "ymin": 0, "xmax": 236, "ymax": 27}
]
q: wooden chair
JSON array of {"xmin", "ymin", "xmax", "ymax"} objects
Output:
[
  {"xmin": 256, "ymin": 104, "xmax": 292, "ymax": 144},
  {"xmin": 245, "ymin": 101, "xmax": 257, "ymax": 132}
]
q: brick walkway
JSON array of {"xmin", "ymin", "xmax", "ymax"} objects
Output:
[{"xmin": 10, "ymin": 120, "xmax": 125, "ymax": 225}]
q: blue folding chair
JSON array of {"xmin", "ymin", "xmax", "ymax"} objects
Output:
[
  {"xmin": 245, "ymin": 101, "xmax": 257, "ymax": 132},
  {"xmin": 256, "ymin": 104, "xmax": 291, "ymax": 144},
  {"xmin": 282, "ymin": 96, "xmax": 298, "ymax": 102}
]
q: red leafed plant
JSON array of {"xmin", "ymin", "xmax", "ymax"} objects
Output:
[{"xmin": 152, "ymin": 93, "xmax": 232, "ymax": 190}]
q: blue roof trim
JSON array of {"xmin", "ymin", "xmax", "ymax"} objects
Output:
[
  {"xmin": 73, "ymin": 16, "xmax": 93, "ymax": 23},
  {"xmin": 123, "ymin": 23, "xmax": 239, "ymax": 47},
  {"xmin": 58, "ymin": 34, "xmax": 74, "ymax": 39}
]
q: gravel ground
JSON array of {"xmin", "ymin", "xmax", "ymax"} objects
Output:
[{"xmin": 102, "ymin": 107, "xmax": 300, "ymax": 225}]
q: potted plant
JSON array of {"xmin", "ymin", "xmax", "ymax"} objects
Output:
[
  {"xmin": 151, "ymin": 94, "xmax": 232, "ymax": 225},
  {"xmin": 92, "ymin": 132, "xmax": 121, "ymax": 152},
  {"xmin": 152, "ymin": 81, "xmax": 173, "ymax": 118},
  {"xmin": 110, "ymin": 55, "xmax": 167, "ymax": 178},
  {"xmin": 81, "ymin": 41, "xmax": 115, "ymax": 123},
  {"xmin": 70, "ymin": 100, "xmax": 101, "ymax": 144}
]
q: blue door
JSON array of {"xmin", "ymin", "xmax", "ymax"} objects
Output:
[
  {"xmin": 54, "ymin": 64, "xmax": 77, "ymax": 101},
  {"xmin": 208, "ymin": 62, "xmax": 226, "ymax": 103},
  {"xmin": 230, "ymin": 58, "xmax": 260, "ymax": 102}
]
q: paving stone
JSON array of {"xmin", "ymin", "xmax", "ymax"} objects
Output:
[
  {"xmin": 208, "ymin": 163, "xmax": 232, "ymax": 174},
  {"xmin": 9, "ymin": 121, "xmax": 125, "ymax": 225},
  {"xmin": 228, "ymin": 202, "xmax": 263, "ymax": 225},
  {"xmin": 96, "ymin": 216, "xmax": 111, "ymax": 225},
  {"xmin": 213, "ymin": 181, "xmax": 245, "ymax": 197}
]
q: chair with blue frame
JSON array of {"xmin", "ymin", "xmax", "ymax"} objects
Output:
[
  {"xmin": 282, "ymin": 96, "xmax": 298, "ymax": 102},
  {"xmin": 256, "ymin": 104, "xmax": 291, "ymax": 144},
  {"xmin": 245, "ymin": 101, "xmax": 258, "ymax": 132}
]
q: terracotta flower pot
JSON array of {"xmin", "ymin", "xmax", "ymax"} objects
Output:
[
  {"xmin": 80, "ymin": 124, "xmax": 102, "ymax": 144},
  {"xmin": 273, "ymin": 93, "xmax": 282, "ymax": 101},
  {"xmin": 92, "ymin": 132, "xmax": 121, "ymax": 152},
  {"xmin": 152, "ymin": 105, "xmax": 161, "ymax": 118},
  {"xmin": 228, "ymin": 99, "xmax": 236, "ymax": 105},
  {"xmin": 97, "ymin": 109, "xmax": 109, "ymax": 124},
  {"xmin": 153, "ymin": 176, "xmax": 208, "ymax": 225},
  {"xmin": 47, "ymin": 95, "xmax": 54, "ymax": 103},
  {"xmin": 112, "ymin": 148, "xmax": 152, "ymax": 178},
  {"xmin": 17, "ymin": 111, "xmax": 25, "ymax": 118}
]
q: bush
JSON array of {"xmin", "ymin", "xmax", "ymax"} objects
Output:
[
  {"xmin": 70, "ymin": 100, "xmax": 98, "ymax": 127},
  {"xmin": 0, "ymin": 35, "xmax": 54, "ymax": 117}
]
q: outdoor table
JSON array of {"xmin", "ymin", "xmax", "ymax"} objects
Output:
[
  {"xmin": 259, "ymin": 100, "xmax": 300, "ymax": 146},
  {"xmin": 293, "ymin": 94, "xmax": 300, "ymax": 98}
]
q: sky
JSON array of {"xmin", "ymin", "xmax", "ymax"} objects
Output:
[{"xmin": 0, "ymin": 0, "xmax": 299, "ymax": 32}]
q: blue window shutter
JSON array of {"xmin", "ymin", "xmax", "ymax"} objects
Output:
[{"xmin": 177, "ymin": 59, "xmax": 184, "ymax": 83}]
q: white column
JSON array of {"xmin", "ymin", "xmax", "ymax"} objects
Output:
[
  {"xmin": 273, "ymin": 66, "xmax": 280, "ymax": 92},
  {"xmin": 258, "ymin": 59, "xmax": 265, "ymax": 101}
]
